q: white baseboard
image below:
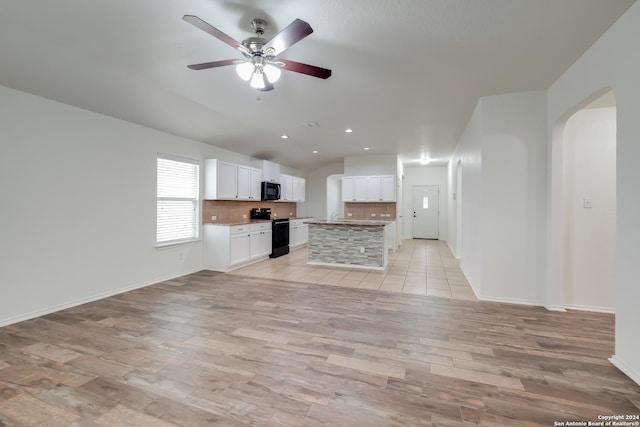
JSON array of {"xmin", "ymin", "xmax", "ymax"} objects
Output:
[
  {"xmin": 564, "ymin": 304, "xmax": 615, "ymax": 314},
  {"xmin": 609, "ymin": 355, "xmax": 640, "ymax": 386},
  {"xmin": 0, "ymin": 269, "xmax": 200, "ymax": 328},
  {"xmin": 545, "ymin": 305, "xmax": 567, "ymax": 312},
  {"xmin": 479, "ymin": 295, "xmax": 540, "ymax": 307}
]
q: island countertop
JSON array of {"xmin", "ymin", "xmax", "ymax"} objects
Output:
[{"xmin": 304, "ymin": 219, "xmax": 390, "ymax": 227}]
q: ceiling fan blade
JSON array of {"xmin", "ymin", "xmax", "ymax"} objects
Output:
[
  {"xmin": 263, "ymin": 18, "xmax": 313, "ymax": 56},
  {"xmin": 276, "ymin": 58, "xmax": 332, "ymax": 79},
  {"xmin": 183, "ymin": 15, "xmax": 249, "ymax": 55},
  {"xmin": 187, "ymin": 59, "xmax": 240, "ymax": 70}
]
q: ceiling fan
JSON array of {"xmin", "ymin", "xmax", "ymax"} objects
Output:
[{"xmin": 183, "ymin": 15, "xmax": 332, "ymax": 91}]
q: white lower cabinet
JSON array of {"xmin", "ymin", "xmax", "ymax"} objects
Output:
[
  {"xmin": 204, "ymin": 222, "xmax": 272, "ymax": 272},
  {"xmin": 289, "ymin": 219, "xmax": 309, "ymax": 249},
  {"xmin": 252, "ymin": 228, "xmax": 272, "ymax": 259},
  {"xmin": 230, "ymin": 232, "xmax": 250, "ymax": 265}
]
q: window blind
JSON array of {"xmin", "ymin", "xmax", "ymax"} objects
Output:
[{"xmin": 157, "ymin": 155, "xmax": 200, "ymax": 244}]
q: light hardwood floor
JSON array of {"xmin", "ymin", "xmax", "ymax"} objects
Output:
[{"xmin": 0, "ymin": 253, "xmax": 638, "ymax": 425}]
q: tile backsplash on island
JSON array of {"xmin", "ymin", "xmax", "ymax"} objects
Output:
[
  {"xmin": 202, "ymin": 200, "xmax": 297, "ymax": 224},
  {"xmin": 344, "ymin": 202, "xmax": 396, "ymax": 219}
]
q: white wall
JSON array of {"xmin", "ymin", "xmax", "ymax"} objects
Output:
[
  {"xmin": 448, "ymin": 91, "xmax": 547, "ymax": 303},
  {"xmin": 481, "ymin": 91, "xmax": 547, "ymax": 304},
  {"xmin": 0, "ymin": 85, "xmax": 270, "ymax": 326},
  {"xmin": 563, "ymin": 107, "xmax": 616, "ymax": 312},
  {"xmin": 448, "ymin": 102, "xmax": 484, "ymax": 295},
  {"xmin": 402, "ymin": 166, "xmax": 448, "ymax": 241},
  {"xmin": 326, "ymin": 174, "xmax": 344, "ymax": 219},
  {"xmin": 546, "ymin": 1, "xmax": 640, "ymax": 384},
  {"xmin": 302, "ymin": 162, "xmax": 344, "ymax": 219},
  {"xmin": 344, "ymin": 155, "xmax": 397, "ymax": 175}
]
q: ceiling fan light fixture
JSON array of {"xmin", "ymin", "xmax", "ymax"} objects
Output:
[
  {"xmin": 263, "ymin": 64, "xmax": 282, "ymax": 83},
  {"xmin": 235, "ymin": 61, "xmax": 254, "ymax": 81},
  {"xmin": 249, "ymin": 69, "xmax": 266, "ymax": 89}
]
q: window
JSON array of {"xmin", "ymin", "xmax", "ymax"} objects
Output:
[
  {"xmin": 423, "ymin": 196, "xmax": 429, "ymax": 209},
  {"xmin": 157, "ymin": 155, "xmax": 200, "ymax": 245}
]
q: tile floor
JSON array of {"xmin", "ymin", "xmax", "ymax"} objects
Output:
[{"xmin": 228, "ymin": 239, "xmax": 477, "ymax": 301}]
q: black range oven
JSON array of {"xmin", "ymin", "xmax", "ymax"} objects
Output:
[
  {"xmin": 270, "ymin": 218, "xmax": 290, "ymax": 258},
  {"xmin": 250, "ymin": 208, "xmax": 289, "ymax": 258}
]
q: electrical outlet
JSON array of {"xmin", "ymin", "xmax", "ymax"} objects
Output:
[
  {"xmin": 289, "ymin": 212, "xmax": 293, "ymax": 215},
  {"xmin": 371, "ymin": 213, "xmax": 376, "ymax": 217},
  {"xmin": 347, "ymin": 213, "xmax": 352, "ymax": 217},
  {"xmin": 359, "ymin": 247, "xmax": 365, "ymax": 253},
  {"xmin": 211, "ymin": 215, "xmax": 217, "ymax": 221},
  {"xmin": 242, "ymin": 214, "xmax": 247, "ymax": 219}
]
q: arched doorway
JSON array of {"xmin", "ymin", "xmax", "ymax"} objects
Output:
[{"xmin": 549, "ymin": 89, "xmax": 617, "ymax": 312}]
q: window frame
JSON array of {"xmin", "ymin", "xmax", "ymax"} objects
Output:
[{"xmin": 156, "ymin": 153, "xmax": 201, "ymax": 247}]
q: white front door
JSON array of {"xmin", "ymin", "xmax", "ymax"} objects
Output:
[{"xmin": 413, "ymin": 185, "xmax": 439, "ymax": 239}]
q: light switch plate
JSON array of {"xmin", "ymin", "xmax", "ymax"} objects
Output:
[
  {"xmin": 211, "ymin": 215, "xmax": 217, "ymax": 221},
  {"xmin": 583, "ymin": 198, "xmax": 593, "ymax": 208}
]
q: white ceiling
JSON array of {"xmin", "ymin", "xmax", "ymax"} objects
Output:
[{"xmin": 0, "ymin": 0, "xmax": 635, "ymax": 171}]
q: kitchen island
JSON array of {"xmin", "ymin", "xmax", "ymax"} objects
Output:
[{"xmin": 305, "ymin": 219, "xmax": 389, "ymax": 270}]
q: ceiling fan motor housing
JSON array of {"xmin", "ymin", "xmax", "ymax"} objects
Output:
[{"xmin": 250, "ymin": 18, "xmax": 268, "ymax": 36}]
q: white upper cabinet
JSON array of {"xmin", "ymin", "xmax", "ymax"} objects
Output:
[
  {"xmin": 342, "ymin": 176, "xmax": 355, "ymax": 201},
  {"xmin": 236, "ymin": 164, "xmax": 251, "ymax": 199},
  {"xmin": 380, "ymin": 175, "xmax": 396, "ymax": 201},
  {"xmin": 293, "ymin": 177, "xmax": 305, "ymax": 202},
  {"xmin": 249, "ymin": 167, "xmax": 262, "ymax": 200},
  {"xmin": 342, "ymin": 175, "xmax": 396, "ymax": 202},
  {"xmin": 279, "ymin": 174, "xmax": 305, "ymax": 202},
  {"xmin": 260, "ymin": 160, "xmax": 281, "ymax": 183},
  {"xmin": 281, "ymin": 174, "xmax": 294, "ymax": 201},
  {"xmin": 205, "ymin": 159, "xmax": 262, "ymax": 200},
  {"xmin": 354, "ymin": 177, "xmax": 368, "ymax": 201},
  {"xmin": 366, "ymin": 176, "xmax": 382, "ymax": 200},
  {"xmin": 205, "ymin": 159, "xmax": 237, "ymax": 199}
]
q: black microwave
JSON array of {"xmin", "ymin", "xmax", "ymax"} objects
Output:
[{"xmin": 261, "ymin": 181, "xmax": 281, "ymax": 201}]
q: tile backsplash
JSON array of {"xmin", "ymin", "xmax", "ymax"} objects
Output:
[
  {"xmin": 203, "ymin": 200, "xmax": 297, "ymax": 224},
  {"xmin": 344, "ymin": 202, "xmax": 396, "ymax": 219}
]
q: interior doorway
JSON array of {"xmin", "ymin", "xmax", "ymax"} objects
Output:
[
  {"xmin": 562, "ymin": 92, "xmax": 617, "ymax": 311},
  {"xmin": 412, "ymin": 185, "xmax": 439, "ymax": 239},
  {"xmin": 551, "ymin": 90, "xmax": 617, "ymax": 312}
]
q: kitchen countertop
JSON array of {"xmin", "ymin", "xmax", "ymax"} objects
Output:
[
  {"xmin": 305, "ymin": 219, "xmax": 389, "ymax": 227},
  {"xmin": 204, "ymin": 220, "xmax": 271, "ymax": 226},
  {"xmin": 205, "ymin": 217, "xmax": 314, "ymax": 226}
]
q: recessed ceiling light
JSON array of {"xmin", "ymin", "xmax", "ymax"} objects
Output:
[
  {"xmin": 345, "ymin": 128, "xmax": 353, "ymax": 133},
  {"xmin": 364, "ymin": 147, "xmax": 370, "ymax": 151},
  {"xmin": 312, "ymin": 150, "xmax": 319, "ymax": 154},
  {"xmin": 281, "ymin": 135, "xmax": 288, "ymax": 139}
]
